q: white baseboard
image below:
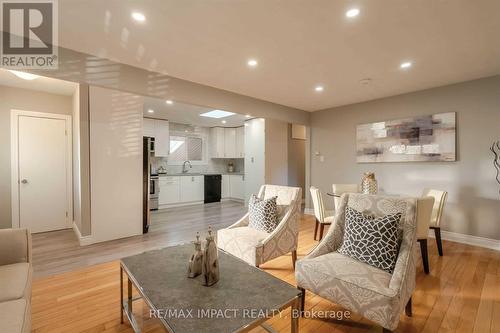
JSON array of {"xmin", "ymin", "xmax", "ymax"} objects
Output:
[
  {"xmin": 72, "ymin": 222, "xmax": 94, "ymax": 246},
  {"xmin": 428, "ymin": 229, "xmax": 500, "ymax": 251}
]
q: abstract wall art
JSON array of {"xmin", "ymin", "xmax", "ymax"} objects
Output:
[
  {"xmin": 490, "ymin": 141, "xmax": 500, "ymax": 195},
  {"xmin": 356, "ymin": 112, "xmax": 456, "ymax": 163}
]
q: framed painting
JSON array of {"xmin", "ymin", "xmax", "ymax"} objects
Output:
[{"xmin": 356, "ymin": 112, "xmax": 456, "ymax": 163}]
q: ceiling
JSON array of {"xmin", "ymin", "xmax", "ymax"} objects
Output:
[
  {"xmin": 55, "ymin": 0, "xmax": 500, "ymax": 111},
  {"xmin": 143, "ymin": 97, "xmax": 250, "ymax": 127},
  {"xmin": 0, "ymin": 69, "xmax": 77, "ymax": 96}
]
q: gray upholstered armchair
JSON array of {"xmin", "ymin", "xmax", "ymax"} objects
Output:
[
  {"xmin": 295, "ymin": 193, "xmax": 418, "ymax": 332},
  {"xmin": 217, "ymin": 185, "xmax": 302, "ymax": 268}
]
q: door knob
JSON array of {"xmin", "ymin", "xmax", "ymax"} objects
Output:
[{"xmin": 21, "ymin": 179, "xmax": 28, "ymax": 184}]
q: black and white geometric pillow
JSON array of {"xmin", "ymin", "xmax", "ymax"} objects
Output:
[
  {"xmin": 248, "ymin": 195, "xmax": 279, "ymax": 233},
  {"xmin": 338, "ymin": 206, "xmax": 402, "ymax": 273}
]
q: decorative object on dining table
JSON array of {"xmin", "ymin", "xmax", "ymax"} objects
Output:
[
  {"xmin": 490, "ymin": 141, "xmax": 500, "ymax": 195},
  {"xmin": 202, "ymin": 226, "xmax": 220, "ymax": 286},
  {"xmin": 356, "ymin": 112, "xmax": 456, "ymax": 163},
  {"xmin": 187, "ymin": 232, "xmax": 204, "ymax": 278},
  {"xmin": 361, "ymin": 172, "xmax": 378, "ymax": 194},
  {"xmin": 227, "ymin": 161, "xmax": 234, "ymax": 173}
]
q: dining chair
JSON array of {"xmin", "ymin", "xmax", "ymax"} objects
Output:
[
  {"xmin": 416, "ymin": 196, "xmax": 435, "ymax": 274},
  {"xmin": 332, "ymin": 184, "xmax": 358, "ymax": 210},
  {"xmin": 422, "ymin": 189, "xmax": 448, "ymax": 256},
  {"xmin": 310, "ymin": 187, "xmax": 334, "ymax": 241}
]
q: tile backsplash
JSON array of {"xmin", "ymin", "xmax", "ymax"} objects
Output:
[{"xmin": 153, "ymin": 157, "xmax": 244, "ymax": 175}]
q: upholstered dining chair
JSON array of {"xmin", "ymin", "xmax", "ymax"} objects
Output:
[
  {"xmin": 295, "ymin": 193, "xmax": 418, "ymax": 332},
  {"xmin": 217, "ymin": 185, "xmax": 302, "ymax": 268},
  {"xmin": 422, "ymin": 189, "xmax": 448, "ymax": 256},
  {"xmin": 331, "ymin": 183, "xmax": 358, "ymax": 210},
  {"xmin": 310, "ymin": 186, "xmax": 334, "ymax": 241},
  {"xmin": 416, "ymin": 196, "xmax": 435, "ymax": 274}
]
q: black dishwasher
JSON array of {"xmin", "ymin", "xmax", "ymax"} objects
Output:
[{"xmin": 204, "ymin": 174, "xmax": 222, "ymax": 203}]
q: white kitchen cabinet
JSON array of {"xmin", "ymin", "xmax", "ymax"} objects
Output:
[
  {"xmin": 143, "ymin": 118, "xmax": 156, "ymax": 137},
  {"xmin": 180, "ymin": 176, "xmax": 204, "ymax": 202},
  {"xmin": 229, "ymin": 175, "xmax": 245, "ymax": 200},
  {"xmin": 224, "ymin": 128, "xmax": 237, "ymax": 158},
  {"xmin": 143, "ymin": 118, "xmax": 169, "ymax": 157},
  {"xmin": 154, "ymin": 119, "xmax": 169, "ymax": 157},
  {"xmin": 236, "ymin": 126, "xmax": 245, "ymax": 158},
  {"xmin": 210, "ymin": 127, "xmax": 225, "ymax": 158},
  {"xmin": 159, "ymin": 176, "xmax": 180, "ymax": 205},
  {"xmin": 221, "ymin": 175, "xmax": 230, "ymax": 198}
]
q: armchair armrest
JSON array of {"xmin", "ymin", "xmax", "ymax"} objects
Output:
[
  {"xmin": 261, "ymin": 205, "xmax": 295, "ymax": 246},
  {"xmin": 0, "ymin": 228, "xmax": 32, "ymax": 265},
  {"xmin": 305, "ymin": 193, "xmax": 349, "ymax": 259},
  {"xmin": 226, "ymin": 213, "xmax": 250, "ymax": 229}
]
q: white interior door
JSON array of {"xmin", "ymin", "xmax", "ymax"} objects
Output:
[{"xmin": 16, "ymin": 114, "xmax": 70, "ymax": 233}]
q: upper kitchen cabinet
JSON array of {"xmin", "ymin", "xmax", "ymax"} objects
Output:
[
  {"xmin": 210, "ymin": 126, "xmax": 244, "ymax": 159},
  {"xmin": 224, "ymin": 128, "xmax": 236, "ymax": 158},
  {"xmin": 155, "ymin": 120, "xmax": 169, "ymax": 157},
  {"xmin": 236, "ymin": 126, "xmax": 245, "ymax": 158},
  {"xmin": 143, "ymin": 118, "xmax": 169, "ymax": 157},
  {"xmin": 209, "ymin": 127, "xmax": 225, "ymax": 158}
]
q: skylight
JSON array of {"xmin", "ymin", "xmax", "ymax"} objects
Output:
[{"xmin": 199, "ymin": 110, "xmax": 235, "ymax": 119}]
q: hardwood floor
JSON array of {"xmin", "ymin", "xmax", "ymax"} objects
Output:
[
  {"xmin": 31, "ymin": 213, "xmax": 500, "ymax": 333},
  {"xmin": 31, "ymin": 201, "xmax": 247, "ymax": 278}
]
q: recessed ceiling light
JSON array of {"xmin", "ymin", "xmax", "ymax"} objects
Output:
[
  {"xmin": 346, "ymin": 8, "xmax": 360, "ymax": 18},
  {"xmin": 221, "ymin": 120, "xmax": 227, "ymax": 124},
  {"xmin": 400, "ymin": 61, "xmax": 412, "ymax": 69},
  {"xmin": 8, "ymin": 70, "xmax": 40, "ymax": 80},
  {"xmin": 245, "ymin": 114, "xmax": 251, "ymax": 118},
  {"xmin": 315, "ymin": 85, "xmax": 324, "ymax": 92},
  {"xmin": 165, "ymin": 100, "xmax": 173, "ymax": 105},
  {"xmin": 247, "ymin": 59, "xmax": 258, "ymax": 67},
  {"xmin": 147, "ymin": 109, "xmax": 154, "ymax": 113},
  {"xmin": 131, "ymin": 12, "xmax": 146, "ymax": 22},
  {"xmin": 200, "ymin": 110, "xmax": 235, "ymax": 119}
]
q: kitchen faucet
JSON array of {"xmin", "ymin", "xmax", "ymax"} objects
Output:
[{"xmin": 182, "ymin": 160, "xmax": 192, "ymax": 173}]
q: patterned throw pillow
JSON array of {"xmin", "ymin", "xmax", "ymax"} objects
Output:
[
  {"xmin": 248, "ymin": 195, "xmax": 279, "ymax": 233},
  {"xmin": 338, "ymin": 206, "xmax": 402, "ymax": 273}
]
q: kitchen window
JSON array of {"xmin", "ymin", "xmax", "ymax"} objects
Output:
[{"xmin": 168, "ymin": 133, "xmax": 206, "ymax": 164}]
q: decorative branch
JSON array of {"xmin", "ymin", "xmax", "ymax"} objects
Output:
[{"xmin": 490, "ymin": 140, "xmax": 500, "ymax": 195}]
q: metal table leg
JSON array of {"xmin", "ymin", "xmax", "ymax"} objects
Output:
[
  {"xmin": 120, "ymin": 266, "xmax": 124, "ymax": 324},
  {"xmin": 291, "ymin": 296, "xmax": 299, "ymax": 333}
]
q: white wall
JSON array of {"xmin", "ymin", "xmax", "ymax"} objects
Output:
[
  {"xmin": 310, "ymin": 75, "xmax": 500, "ymax": 240},
  {"xmin": 0, "ymin": 85, "xmax": 73, "ymax": 229},
  {"xmin": 245, "ymin": 118, "xmax": 266, "ymax": 202},
  {"xmin": 89, "ymin": 86, "xmax": 143, "ymax": 242}
]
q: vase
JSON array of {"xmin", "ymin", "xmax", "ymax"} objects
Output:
[
  {"xmin": 361, "ymin": 172, "xmax": 378, "ymax": 194},
  {"xmin": 202, "ymin": 227, "xmax": 219, "ymax": 286}
]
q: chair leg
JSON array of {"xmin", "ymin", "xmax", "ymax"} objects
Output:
[
  {"xmin": 297, "ymin": 287, "xmax": 305, "ymax": 316},
  {"xmin": 418, "ymin": 239, "xmax": 429, "ymax": 274},
  {"xmin": 382, "ymin": 328, "xmax": 392, "ymax": 333},
  {"xmin": 313, "ymin": 219, "xmax": 319, "ymax": 240},
  {"xmin": 433, "ymin": 227, "xmax": 443, "ymax": 256},
  {"xmin": 319, "ymin": 224, "xmax": 325, "ymax": 240},
  {"xmin": 291, "ymin": 250, "xmax": 297, "ymax": 269},
  {"xmin": 405, "ymin": 297, "xmax": 412, "ymax": 317}
]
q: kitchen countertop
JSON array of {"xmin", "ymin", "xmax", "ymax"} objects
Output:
[{"xmin": 157, "ymin": 172, "xmax": 245, "ymax": 177}]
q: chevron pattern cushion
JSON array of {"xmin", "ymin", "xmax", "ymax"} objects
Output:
[
  {"xmin": 248, "ymin": 195, "xmax": 279, "ymax": 233},
  {"xmin": 338, "ymin": 206, "xmax": 402, "ymax": 273}
]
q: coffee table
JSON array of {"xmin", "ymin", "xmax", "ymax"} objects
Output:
[{"xmin": 120, "ymin": 244, "xmax": 302, "ymax": 332}]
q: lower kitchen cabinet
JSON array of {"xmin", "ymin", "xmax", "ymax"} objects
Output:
[
  {"xmin": 229, "ymin": 175, "xmax": 245, "ymax": 200},
  {"xmin": 159, "ymin": 177, "xmax": 180, "ymax": 205},
  {"xmin": 221, "ymin": 175, "xmax": 230, "ymax": 199},
  {"xmin": 180, "ymin": 176, "xmax": 204, "ymax": 202}
]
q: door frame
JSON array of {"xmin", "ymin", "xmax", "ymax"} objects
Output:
[{"xmin": 10, "ymin": 110, "xmax": 73, "ymax": 230}]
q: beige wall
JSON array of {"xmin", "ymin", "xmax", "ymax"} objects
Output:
[
  {"xmin": 310, "ymin": 75, "xmax": 500, "ymax": 240},
  {"xmin": 0, "ymin": 85, "xmax": 73, "ymax": 229},
  {"xmin": 265, "ymin": 118, "xmax": 289, "ymax": 186},
  {"xmin": 288, "ymin": 124, "xmax": 306, "ymax": 198}
]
